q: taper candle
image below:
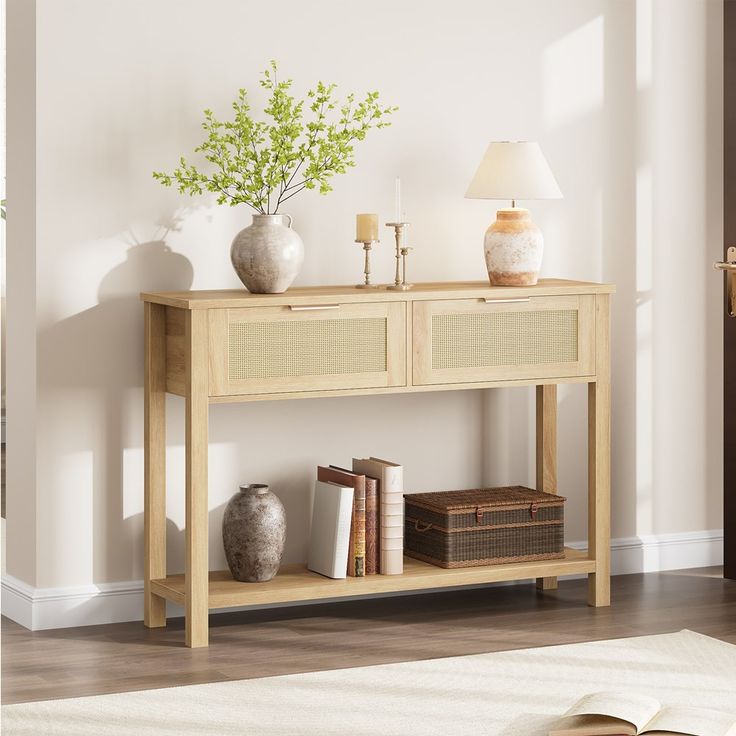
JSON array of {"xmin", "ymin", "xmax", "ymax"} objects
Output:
[
  {"xmin": 394, "ymin": 178, "xmax": 401, "ymax": 222},
  {"xmin": 356, "ymin": 213, "xmax": 379, "ymax": 241}
]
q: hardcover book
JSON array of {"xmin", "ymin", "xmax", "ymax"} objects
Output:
[
  {"xmin": 320, "ymin": 466, "xmax": 366, "ymax": 577},
  {"xmin": 363, "ymin": 476, "xmax": 379, "ymax": 575},
  {"xmin": 307, "ymin": 481, "xmax": 354, "ymax": 580},
  {"xmin": 352, "ymin": 457, "xmax": 404, "ymax": 575}
]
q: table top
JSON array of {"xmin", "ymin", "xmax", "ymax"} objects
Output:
[{"xmin": 140, "ymin": 279, "xmax": 616, "ymax": 310}]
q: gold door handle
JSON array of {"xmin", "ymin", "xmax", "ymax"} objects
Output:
[
  {"xmin": 714, "ymin": 246, "xmax": 736, "ymax": 317},
  {"xmin": 288, "ymin": 304, "xmax": 340, "ymax": 312},
  {"xmin": 483, "ymin": 297, "xmax": 531, "ymax": 304}
]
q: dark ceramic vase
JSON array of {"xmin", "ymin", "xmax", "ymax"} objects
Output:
[{"xmin": 222, "ymin": 484, "xmax": 286, "ymax": 582}]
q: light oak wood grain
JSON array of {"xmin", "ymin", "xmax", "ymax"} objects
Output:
[
  {"xmin": 536, "ymin": 384, "xmax": 559, "ymax": 591},
  {"xmin": 412, "ymin": 295, "xmax": 595, "ymax": 386},
  {"xmin": 151, "ymin": 549, "xmax": 595, "ymax": 609},
  {"xmin": 207, "ymin": 308, "xmax": 228, "ymax": 396},
  {"xmin": 208, "ymin": 301, "xmax": 406, "ymax": 397},
  {"xmin": 143, "ymin": 303, "xmax": 167, "ymax": 628},
  {"xmin": 141, "ymin": 279, "xmax": 615, "ymax": 310},
  {"xmin": 207, "ymin": 373, "xmax": 595, "ymax": 403},
  {"xmin": 164, "ymin": 306, "xmax": 185, "ymax": 396},
  {"xmin": 143, "ymin": 280, "xmax": 614, "ymax": 647},
  {"xmin": 185, "ymin": 309, "xmax": 210, "ymax": 647}
]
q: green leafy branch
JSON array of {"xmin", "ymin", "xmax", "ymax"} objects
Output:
[{"xmin": 153, "ymin": 62, "xmax": 397, "ymax": 214}]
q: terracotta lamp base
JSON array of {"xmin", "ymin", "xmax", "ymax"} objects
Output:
[{"xmin": 484, "ymin": 208, "xmax": 543, "ymax": 286}]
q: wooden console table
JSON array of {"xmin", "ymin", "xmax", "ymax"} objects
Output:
[{"xmin": 141, "ymin": 279, "xmax": 613, "ymax": 647}]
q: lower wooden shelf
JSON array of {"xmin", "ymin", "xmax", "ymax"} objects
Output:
[{"xmin": 151, "ymin": 547, "xmax": 595, "ymax": 610}]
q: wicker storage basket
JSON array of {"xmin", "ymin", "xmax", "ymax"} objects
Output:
[{"xmin": 404, "ymin": 486, "xmax": 565, "ymax": 568}]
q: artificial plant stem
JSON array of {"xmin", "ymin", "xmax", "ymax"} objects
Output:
[
  {"xmin": 274, "ymin": 98, "xmax": 326, "ymax": 210},
  {"xmin": 278, "ymin": 184, "xmax": 308, "ymax": 205}
]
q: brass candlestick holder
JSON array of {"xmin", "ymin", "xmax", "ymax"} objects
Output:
[
  {"xmin": 354, "ymin": 239, "xmax": 380, "ymax": 288},
  {"xmin": 400, "ymin": 246, "xmax": 413, "ymax": 288},
  {"xmin": 385, "ymin": 222, "xmax": 413, "ymax": 290}
]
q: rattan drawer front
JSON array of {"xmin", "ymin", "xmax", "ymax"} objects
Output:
[
  {"xmin": 413, "ymin": 295, "xmax": 595, "ymax": 385},
  {"xmin": 209, "ymin": 302, "xmax": 406, "ymax": 397},
  {"xmin": 228, "ymin": 318, "xmax": 388, "ymax": 380},
  {"xmin": 431, "ymin": 309, "xmax": 578, "ymax": 369}
]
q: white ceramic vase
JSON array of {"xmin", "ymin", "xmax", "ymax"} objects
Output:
[
  {"xmin": 230, "ymin": 214, "xmax": 305, "ymax": 294},
  {"xmin": 484, "ymin": 208, "xmax": 543, "ymax": 286}
]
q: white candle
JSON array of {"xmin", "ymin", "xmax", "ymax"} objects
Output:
[
  {"xmin": 394, "ymin": 177, "xmax": 401, "ymax": 223},
  {"xmin": 356, "ymin": 213, "xmax": 379, "ymax": 241}
]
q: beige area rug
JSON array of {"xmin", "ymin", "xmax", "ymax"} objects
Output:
[{"xmin": 3, "ymin": 630, "xmax": 735, "ymax": 735}]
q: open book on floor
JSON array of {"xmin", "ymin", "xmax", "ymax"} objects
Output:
[{"xmin": 549, "ymin": 692, "xmax": 736, "ymax": 736}]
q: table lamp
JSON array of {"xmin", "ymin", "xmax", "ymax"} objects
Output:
[{"xmin": 465, "ymin": 141, "xmax": 562, "ymax": 286}]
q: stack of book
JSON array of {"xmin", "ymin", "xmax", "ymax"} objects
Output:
[
  {"xmin": 353, "ymin": 457, "xmax": 403, "ymax": 576},
  {"xmin": 307, "ymin": 457, "xmax": 404, "ymax": 579}
]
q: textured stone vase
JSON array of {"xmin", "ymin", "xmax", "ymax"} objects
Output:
[
  {"xmin": 230, "ymin": 214, "xmax": 305, "ymax": 294},
  {"xmin": 222, "ymin": 484, "xmax": 286, "ymax": 583},
  {"xmin": 484, "ymin": 208, "xmax": 543, "ymax": 286}
]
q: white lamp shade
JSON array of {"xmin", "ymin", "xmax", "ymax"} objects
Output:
[{"xmin": 465, "ymin": 141, "xmax": 563, "ymax": 200}]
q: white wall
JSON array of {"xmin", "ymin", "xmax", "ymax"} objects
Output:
[
  {"xmin": 6, "ymin": 0, "xmax": 38, "ymax": 586},
  {"xmin": 5, "ymin": 0, "xmax": 723, "ymax": 608}
]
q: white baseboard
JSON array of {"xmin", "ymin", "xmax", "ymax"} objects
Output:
[
  {"xmin": 573, "ymin": 529, "xmax": 725, "ymax": 575},
  {"xmin": 1, "ymin": 573, "xmax": 34, "ymax": 629},
  {"xmin": 1, "ymin": 575, "xmax": 145, "ymax": 631},
  {"xmin": 1, "ymin": 529, "xmax": 725, "ymax": 632}
]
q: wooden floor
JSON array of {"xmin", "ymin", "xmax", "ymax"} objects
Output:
[{"xmin": 2, "ymin": 567, "xmax": 735, "ymax": 705}]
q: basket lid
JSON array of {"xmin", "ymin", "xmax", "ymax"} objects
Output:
[{"xmin": 404, "ymin": 486, "xmax": 565, "ymax": 511}]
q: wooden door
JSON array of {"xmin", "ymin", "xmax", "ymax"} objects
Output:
[{"xmin": 725, "ymin": 1, "xmax": 736, "ymax": 580}]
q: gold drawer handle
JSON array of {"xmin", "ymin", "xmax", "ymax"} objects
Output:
[
  {"xmin": 288, "ymin": 304, "xmax": 341, "ymax": 312},
  {"xmin": 483, "ymin": 297, "xmax": 530, "ymax": 304}
]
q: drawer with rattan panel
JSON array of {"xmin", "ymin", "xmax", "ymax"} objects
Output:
[
  {"xmin": 207, "ymin": 301, "xmax": 406, "ymax": 397},
  {"xmin": 412, "ymin": 295, "xmax": 595, "ymax": 385}
]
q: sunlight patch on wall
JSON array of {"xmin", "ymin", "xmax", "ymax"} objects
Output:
[
  {"xmin": 635, "ymin": 162, "xmax": 654, "ymax": 536},
  {"xmin": 123, "ymin": 442, "xmax": 241, "ymax": 527},
  {"xmin": 122, "ymin": 446, "xmax": 144, "ymax": 520},
  {"xmin": 542, "ymin": 16, "xmax": 604, "ymax": 128},
  {"xmin": 635, "ymin": 0, "xmax": 654, "ymax": 537},
  {"xmin": 41, "ymin": 450, "xmax": 94, "ymax": 586}
]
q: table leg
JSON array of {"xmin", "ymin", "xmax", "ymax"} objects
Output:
[
  {"xmin": 185, "ymin": 309, "xmax": 210, "ymax": 647},
  {"xmin": 588, "ymin": 294, "xmax": 611, "ymax": 607},
  {"xmin": 536, "ymin": 384, "xmax": 559, "ymax": 591},
  {"xmin": 144, "ymin": 302, "xmax": 167, "ymax": 628}
]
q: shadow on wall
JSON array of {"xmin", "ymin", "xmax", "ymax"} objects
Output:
[{"xmin": 38, "ymin": 239, "xmax": 193, "ymax": 584}]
